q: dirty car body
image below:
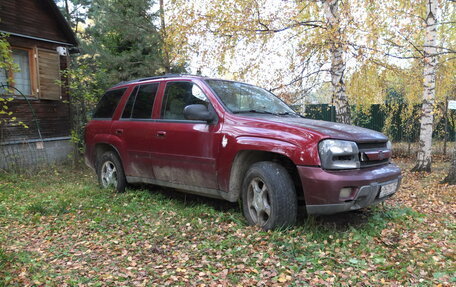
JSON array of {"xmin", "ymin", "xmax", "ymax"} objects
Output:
[{"xmin": 85, "ymin": 75, "xmax": 401, "ymax": 230}]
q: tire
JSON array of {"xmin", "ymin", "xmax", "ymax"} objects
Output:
[
  {"xmin": 241, "ymin": 161, "xmax": 297, "ymax": 230},
  {"xmin": 97, "ymin": 151, "xmax": 126, "ymax": 193}
]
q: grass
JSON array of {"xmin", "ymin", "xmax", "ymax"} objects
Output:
[{"xmin": 0, "ymin": 158, "xmax": 454, "ymax": 286}]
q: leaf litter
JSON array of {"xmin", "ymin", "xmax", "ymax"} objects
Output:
[{"xmin": 0, "ymin": 158, "xmax": 454, "ymax": 286}]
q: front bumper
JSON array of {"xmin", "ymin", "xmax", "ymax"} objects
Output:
[{"xmin": 297, "ymin": 164, "xmax": 402, "ymax": 215}]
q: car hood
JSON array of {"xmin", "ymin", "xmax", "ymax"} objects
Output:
[{"xmin": 248, "ymin": 115, "xmax": 388, "ymax": 142}]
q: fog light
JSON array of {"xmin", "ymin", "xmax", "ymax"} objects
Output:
[{"xmin": 339, "ymin": 187, "xmax": 352, "ymax": 199}]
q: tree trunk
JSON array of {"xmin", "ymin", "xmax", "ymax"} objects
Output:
[
  {"xmin": 64, "ymin": 0, "xmax": 71, "ymax": 24},
  {"xmin": 442, "ymin": 145, "xmax": 456, "ymax": 184},
  {"xmin": 443, "ymin": 98, "xmax": 448, "ymax": 155},
  {"xmin": 159, "ymin": 0, "xmax": 171, "ymax": 73},
  {"xmin": 412, "ymin": 0, "xmax": 438, "ymax": 172},
  {"xmin": 323, "ymin": 0, "xmax": 350, "ymax": 124}
]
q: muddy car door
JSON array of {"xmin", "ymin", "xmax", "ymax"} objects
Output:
[{"xmin": 150, "ymin": 80, "xmax": 221, "ymax": 189}]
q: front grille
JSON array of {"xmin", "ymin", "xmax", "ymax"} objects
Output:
[
  {"xmin": 357, "ymin": 142, "xmax": 387, "ymax": 150},
  {"xmin": 357, "ymin": 141, "xmax": 390, "ymax": 168},
  {"xmin": 360, "ymin": 159, "xmax": 389, "ymax": 167}
]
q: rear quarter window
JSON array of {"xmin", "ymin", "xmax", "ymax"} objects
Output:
[{"xmin": 93, "ymin": 88, "xmax": 127, "ymax": 119}]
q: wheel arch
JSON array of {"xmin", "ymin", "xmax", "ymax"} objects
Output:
[
  {"xmin": 222, "ymin": 150, "xmax": 303, "ymax": 204},
  {"xmin": 94, "ymin": 143, "xmax": 123, "ymax": 170}
]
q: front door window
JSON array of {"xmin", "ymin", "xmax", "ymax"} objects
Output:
[{"xmin": 161, "ymin": 81, "xmax": 209, "ymax": 120}]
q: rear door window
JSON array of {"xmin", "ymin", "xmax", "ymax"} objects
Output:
[
  {"xmin": 122, "ymin": 83, "xmax": 159, "ymax": 119},
  {"xmin": 93, "ymin": 88, "xmax": 126, "ymax": 119},
  {"xmin": 121, "ymin": 86, "xmax": 139, "ymax": 119}
]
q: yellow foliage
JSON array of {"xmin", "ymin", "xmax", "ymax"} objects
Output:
[
  {"xmin": 347, "ymin": 63, "xmax": 386, "ymax": 108},
  {"xmin": 165, "ymin": 0, "xmax": 454, "ymax": 112}
]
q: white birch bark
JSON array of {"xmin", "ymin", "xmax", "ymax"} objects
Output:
[
  {"xmin": 323, "ymin": 0, "xmax": 351, "ymax": 124},
  {"xmin": 412, "ymin": 0, "xmax": 438, "ymax": 172}
]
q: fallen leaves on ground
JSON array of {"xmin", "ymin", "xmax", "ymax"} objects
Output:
[{"xmin": 0, "ymin": 158, "xmax": 454, "ymax": 286}]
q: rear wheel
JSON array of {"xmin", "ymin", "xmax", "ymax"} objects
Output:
[
  {"xmin": 242, "ymin": 161, "xmax": 297, "ymax": 230},
  {"xmin": 97, "ymin": 151, "xmax": 126, "ymax": 193}
]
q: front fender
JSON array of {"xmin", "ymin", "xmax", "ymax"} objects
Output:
[
  {"xmin": 235, "ymin": 136, "xmax": 298, "ymax": 160},
  {"xmin": 216, "ymin": 135, "xmax": 300, "ymax": 200}
]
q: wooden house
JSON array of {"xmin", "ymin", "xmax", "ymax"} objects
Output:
[{"xmin": 0, "ymin": 0, "xmax": 78, "ymax": 170}]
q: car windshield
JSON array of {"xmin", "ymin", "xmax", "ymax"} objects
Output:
[{"xmin": 205, "ymin": 79, "xmax": 296, "ymax": 115}]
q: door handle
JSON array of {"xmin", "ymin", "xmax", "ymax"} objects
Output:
[
  {"xmin": 156, "ymin": 131, "xmax": 167, "ymax": 138},
  {"xmin": 115, "ymin": 129, "xmax": 123, "ymax": 135}
]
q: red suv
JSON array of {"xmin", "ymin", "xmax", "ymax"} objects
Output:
[{"xmin": 85, "ymin": 75, "xmax": 401, "ymax": 230}]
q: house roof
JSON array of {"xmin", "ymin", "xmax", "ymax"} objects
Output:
[
  {"xmin": 0, "ymin": 0, "xmax": 78, "ymax": 46},
  {"xmin": 38, "ymin": 0, "xmax": 78, "ymax": 46}
]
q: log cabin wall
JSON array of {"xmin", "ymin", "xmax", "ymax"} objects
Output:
[
  {"xmin": 0, "ymin": 0, "xmax": 77, "ymax": 170},
  {"xmin": 0, "ymin": 36, "xmax": 71, "ymax": 143}
]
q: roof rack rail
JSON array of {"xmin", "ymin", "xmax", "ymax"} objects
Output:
[
  {"xmin": 111, "ymin": 74, "xmax": 201, "ymax": 88},
  {"xmin": 137, "ymin": 74, "xmax": 183, "ymax": 82}
]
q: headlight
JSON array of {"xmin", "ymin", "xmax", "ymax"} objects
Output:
[{"xmin": 318, "ymin": 139, "xmax": 360, "ymax": 170}]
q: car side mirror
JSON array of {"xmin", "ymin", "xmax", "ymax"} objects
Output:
[{"xmin": 183, "ymin": 104, "xmax": 215, "ymax": 122}]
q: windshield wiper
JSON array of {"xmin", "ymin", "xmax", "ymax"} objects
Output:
[
  {"xmin": 233, "ymin": 110, "xmax": 299, "ymax": 116},
  {"xmin": 276, "ymin": 111, "xmax": 297, "ymax": 116},
  {"xmin": 233, "ymin": 109, "xmax": 276, "ymax": 115}
]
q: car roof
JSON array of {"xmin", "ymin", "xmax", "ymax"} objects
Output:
[{"xmin": 110, "ymin": 74, "xmax": 206, "ymax": 89}]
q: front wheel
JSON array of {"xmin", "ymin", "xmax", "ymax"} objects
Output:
[
  {"xmin": 97, "ymin": 151, "xmax": 126, "ymax": 193},
  {"xmin": 242, "ymin": 161, "xmax": 297, "ymax": 230}
]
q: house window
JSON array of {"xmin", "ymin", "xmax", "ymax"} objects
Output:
[
  {"xmin": 0, "ymin": 47, "xmax": 61, "ymax": 100},
  {"xmin": 0, "ymin": 48, "xmax": 33, "ymax": 96}
]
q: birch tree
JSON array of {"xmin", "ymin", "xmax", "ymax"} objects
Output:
[
  {"xmin": 412, "ymin": 0, "xmax": 438, "ymax": 172},
  {"xmin": 344, "ymin": 0, "xmax": 454, "ymax": 173},
  {"xmin": 166, "ymin": 0, "xmax": 384, "ymax": 124},
  {"xmin": 323, "ymin": 0, "xmax": 350, "ymax": 123},
  {"xmin": 419, "ymin": 0, "xmax": 456, "ymax": 173}
]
